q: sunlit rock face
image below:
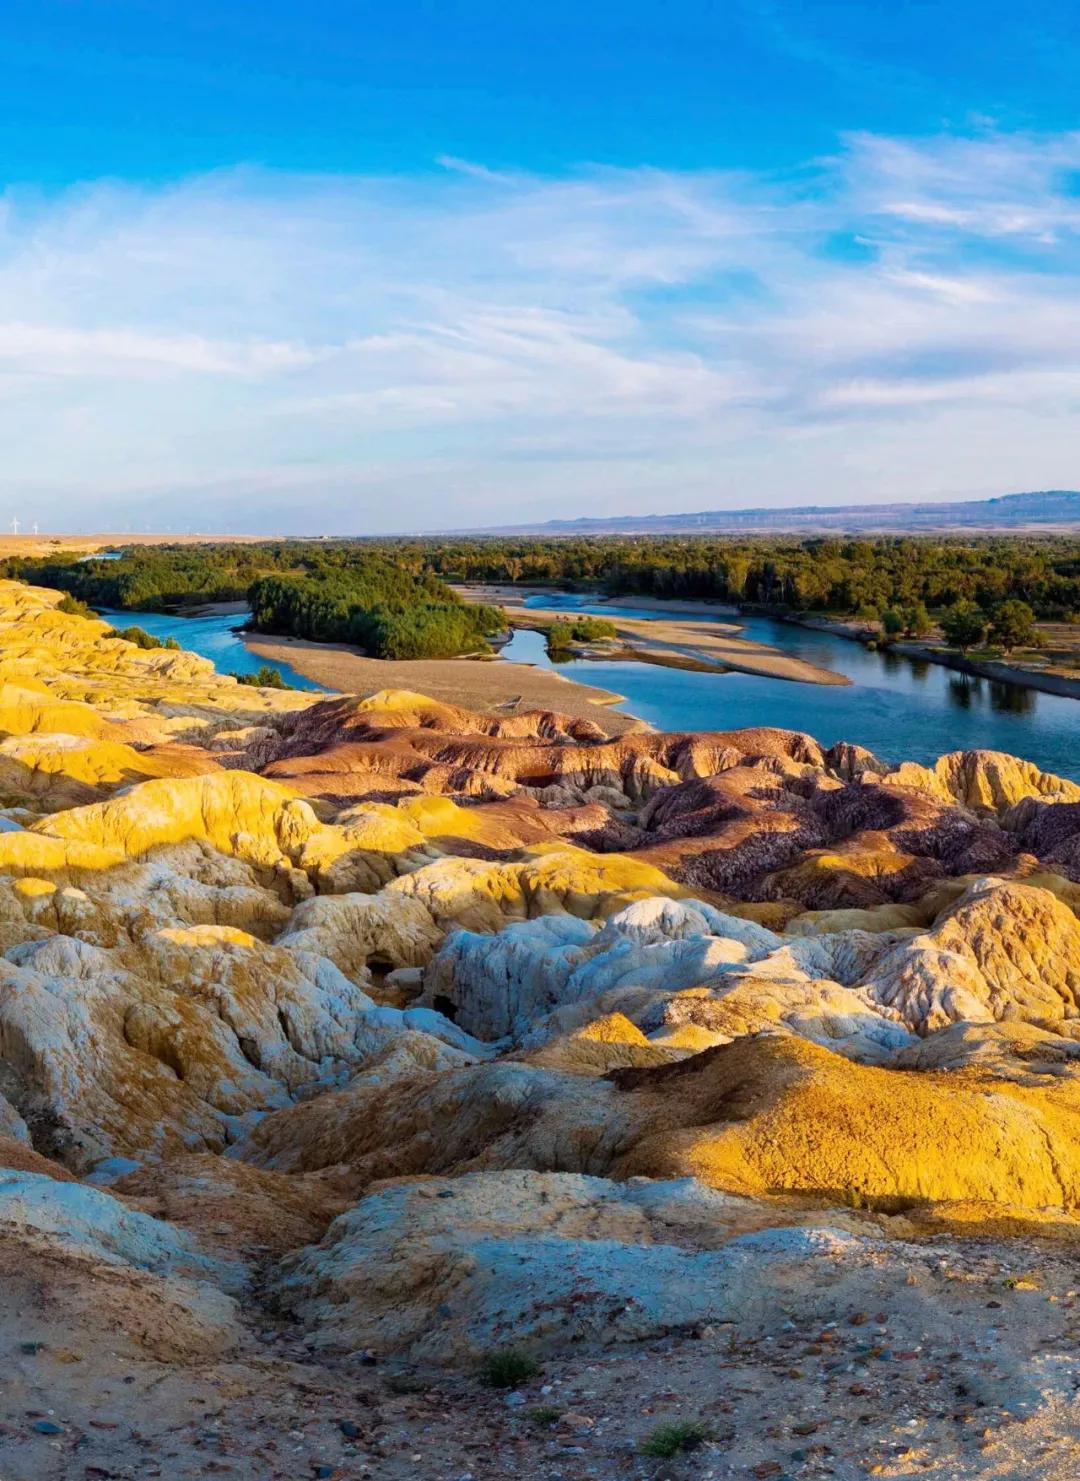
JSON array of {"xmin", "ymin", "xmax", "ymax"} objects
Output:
[{"xmin": 6, "ymin": 573, "xmax": 1080, "ymax": 1420}]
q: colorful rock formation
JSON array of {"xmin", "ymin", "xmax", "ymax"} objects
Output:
[{"xmin": 2, "ymin": 578, "xmax": 1080, "ymax": 1476}]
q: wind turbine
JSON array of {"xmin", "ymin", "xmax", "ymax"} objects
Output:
[
  {"xmin": 9, "ymin": 516, "xmax": 18, "ymax": 536},
  {"xmin": 31, "ymin": 521, "xmax": 38, "ymax": 536}
]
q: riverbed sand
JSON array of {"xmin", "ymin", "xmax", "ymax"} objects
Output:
[
  {"xmin": 513, "ymin": 608, "xmax": 851, "ymax": 686},
  {"xmin": 243, "ymin": 633, "xmax": 647, "ymax": 733}
]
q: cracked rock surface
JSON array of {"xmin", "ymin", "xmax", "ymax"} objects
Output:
[{"xmin": 2, "ymin": 580, "xmax": 1080, "ymax": 1477}]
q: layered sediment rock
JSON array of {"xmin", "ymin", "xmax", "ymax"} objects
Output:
[{"xmin": 2, "ymin": 577, "xmax": 1080, "ymax": 1476}]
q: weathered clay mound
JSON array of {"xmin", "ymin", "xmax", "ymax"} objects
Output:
[{"xmin": 4, "ymin": 579, "xmax": 1080, "ymax": 1475}]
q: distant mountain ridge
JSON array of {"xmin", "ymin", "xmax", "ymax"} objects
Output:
[{"xmin": 469, "ymin": 489, "xmax": 1080, "ymax": 536}]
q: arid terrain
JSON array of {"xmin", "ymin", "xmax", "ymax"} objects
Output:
[
  {"xmin": 243, "ymin": 630, "xmax": 643, "ymax": 732},
  {"xmin": 3, "ymin": 578, "xmax": 1080, "ymax": 1478},
  {"xmin": 0, "ymin": 534, "xmax": 277, "ymax": 559}
]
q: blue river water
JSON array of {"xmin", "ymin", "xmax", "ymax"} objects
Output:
[
  {"xmin": 97, "ymin": 595, "xmax": 1079, "ymax": 779},
  {"xmin": 96, "ymin": 608, "xmax": 326, "ymax": 692},
  {"xmin": 504, "ymin": 593, "xmax": 1080, "ymax": 779}
]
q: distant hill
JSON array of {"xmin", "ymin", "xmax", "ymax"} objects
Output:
[{"xmin": 468, "ymin": 490, "xmax": 1080, "ymax": 536}]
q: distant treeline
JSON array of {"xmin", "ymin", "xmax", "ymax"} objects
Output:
[
  {"xmin": 8, "ymin": 533, "xmax": 1080, "ymax": 658},
  {"xmin": 411, "ymin": 534, "xmax": 1080, "ymax": 619},
  {"xmin": 3, "ymin": 545, "xmax": 505, "ymax": 660}
]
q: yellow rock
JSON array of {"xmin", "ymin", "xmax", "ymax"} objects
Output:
[
  {"xmin": 616, "ymin": 1035, "xmax": 1080, "ymax": 1212},
  {"xmin": 884, "ymin": 748, "xmax": 1080, "ymax": 814}
]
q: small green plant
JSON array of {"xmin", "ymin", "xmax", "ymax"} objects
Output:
[
  {"xmin": 568, "ymin": 616, "xmax": 616, "ymax": 641},
  {"xmin": 640, "ymin": 1420, "xmax": 710, "ymax": 1458},
  {"xmin": 479, "ymin": 1349, "xmax": 540, "ymax": 1389},
  {"xmin": 57, "ymin": 593, "xmax": 95, "ymax": 619},
  {"xmin": 545, "ymin": 615, "xmax": 616, "ymax": 653},
  {"xmin": 115, "ymin": 625, "xmax": 181, "ymax": 651},
  {"xmin": 528, "ymin": 1406, "xmax": 561, "ymax": 1426},
  {"xmin": 228, "ymin": 665, "xmax": 295, "ymax": 690}
]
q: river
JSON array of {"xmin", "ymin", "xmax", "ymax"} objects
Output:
[
  {"xmin": 97, "ymin": 597, "xmax": 1080, "ymax": 780},
  {"xmin": 95, "ymin": 608, "xmax": 327, "ymax": 692},
  {"xmin": 502, "ymin": 593, "xmax": 1080, "ymax": 780}
]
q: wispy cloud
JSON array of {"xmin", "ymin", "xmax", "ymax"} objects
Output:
[{"xmin": 0, "ymin": 129, "xmax": 1079, "ymax": 532}]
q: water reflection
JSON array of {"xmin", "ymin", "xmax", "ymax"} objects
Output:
[
  {"xmin": 88, "ymin": 594, "xmax": 1080, "ymax": 781},
  {"xmin": 990, "ymin": 681, "xmax": 1035, "ymax": 715},
  {"xmin": 515, "ymin": 592, "xmax": 1080, "ymax": 779},
  {"xmin": 947, "ymin": 676, "xmax": 978, "ymax": 709}
]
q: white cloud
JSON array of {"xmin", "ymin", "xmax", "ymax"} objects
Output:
[{"xmin": 0, "ymin": 130, "xmax": 1078, "ymax": 532}]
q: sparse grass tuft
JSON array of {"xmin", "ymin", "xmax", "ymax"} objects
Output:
[
  {"xmin": 528, "ymin": 1406, "xmax": 561, "ymax": 1426},
  {"xmin": 640, "ymin": 1419, "xmax": 710, "ymax": 1458},
  {"xmin": 479, "ymin": 1349, "xmax": 540, "ymax": 1389}
]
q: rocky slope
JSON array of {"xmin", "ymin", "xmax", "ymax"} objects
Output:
[{"xmin": 2, "ymin": 579, "xmax": 1080, "ymax": 1477}]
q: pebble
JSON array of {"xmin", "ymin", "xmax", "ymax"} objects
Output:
[{"xmin": 31, "ymin": 1421, "xmax": 63, "ymax": 1435}]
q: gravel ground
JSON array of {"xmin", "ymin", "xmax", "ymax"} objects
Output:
[{"xmin": 4, "ymin": 1235, "xmax": 1080, "ymax": 1480}]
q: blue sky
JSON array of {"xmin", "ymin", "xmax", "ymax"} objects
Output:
[{"xmin": 1, "ymin": 0, "xmax": 1079, "ymax": 531}]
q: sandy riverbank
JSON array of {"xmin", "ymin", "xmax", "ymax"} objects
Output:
[
  {"xmin": 243, "ymin": 633, "xmax": 647, "ymax": 734},
  {"xmin": 777, "ymin": 613, "xmax": 1080, "ymax": 701},
  {"xmin": 602, "ymin": 594, "xmax": 743, "ymax": 617},
  {"xmin": 456, "ymin": 585, "xmax": 847, "ymax": 686},
  {"xmin": 895, "ymin": 645, "xmax": 1080, "ymax": 700},
  {"xmin": 510, "ymin": 607, "xmax": 850, "ymax": 686}
]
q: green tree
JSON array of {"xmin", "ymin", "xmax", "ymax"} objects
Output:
[
  {"xmin": 940, "ymin": 600, "xmax": 988, "ymax": 653},
  {"xmin": 880, "ymin": 608, "xmax": 903, "ymax": 636},
  {"xmin": 902, "ymin": 602, "xmax": 932, "ymax": 638},
  {"xmin": 990, "ymin": 599, "xmax": 1037, "ymax": 654}
]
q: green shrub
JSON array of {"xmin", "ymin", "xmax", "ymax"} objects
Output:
[
  {"xmin": 546, "ymin": 615, "xmax": 615, "ymax": 651},
  {"xmin": 229, "ymin": 665, "xmax": 295, "ymax": 690},
  {"xmin": 478, "ymin": 1349, "xmax": 539, "ymax": 1389},
  {"xmin": 57, "ymin": 593, "xmax": 95, "ymax": 619},
  {"xmin": 640, "ymin": 1420, "xmax": 710, "ymax": 1458},
  {"xmin": 902, "ymin": 601, "xmax": 932, "ymax": 638},
  {"xmin": 115, "ymin": 625, "xmax": 180, "ymax": 651},
  {"xmin": 568, "ymin": 616, "xmax": 615, "ymax": 640}
]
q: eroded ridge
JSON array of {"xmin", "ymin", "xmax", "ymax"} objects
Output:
[{"xmin": 2, "ymin": 579, "xmax": 1080, "ymax": 1478}]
